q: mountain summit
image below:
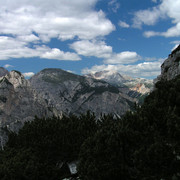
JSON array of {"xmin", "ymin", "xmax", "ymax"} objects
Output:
[
  {"xmin": 86, "ymin": 70, "xmax": 153, "ymax": 97},
  {"xmin": 30, "ymin": 68, "xmax": 134, "ymax": 117}
]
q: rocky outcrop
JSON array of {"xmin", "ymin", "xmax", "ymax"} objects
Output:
[
  {"xmin": 0, "ymin": 67, "xmax": 156, "ymax": 142},
  {"xmin": 30, "ymin": 68, "xmax": 134, "ymax": 117},
  {"xmin": 86, "ymin": 70, "xmax": 153, "ymax": 100},
  {"xmin": 157, "ymin": 45, "xmax": 180, "ymax": 81},
  {"xmin": 130, "ymin": 83, "xmax": 151, "ymax": 95},
  {"xmin": 0, "ymin": 70, "xmax": 53, "ymax": 132},
  {"xmin": 0, "ymin": 68, "xmax": 137, "ymax": 138}
]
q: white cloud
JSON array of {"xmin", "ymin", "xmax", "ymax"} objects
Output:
[
  {"xmin": 82, "ymin": 64, "xmax": 115, "ymax": 75},
  {"xmin": 82, "ymin": 59, "xmax": 163, "ymax": 78},
  {"xmin": 41, "ymin": 48, "xmax": 80, "ymax": 61},
  {"xmin": 143, "ymin": 31, "xmax": 161, "ymax": 38},
  {"xmin": 0, "ymin": 36, "xmax": 80, "ymax": 61},
  {"xmin": 152, "ymin": 0, "xmax": 157, "ymax": 3},
  {"xmin": 70, "ymin": 40, "xmax": 112, "ymax": 58},
  {"xmin": 133, "ymin": 7, "xmax": 162, "ymax": 28},
  {"xmin": 3, "ymin": 64, "xmax": 13, "ymax": 68},
  {"xmin": 17, "ymin": 34, "xmax": 40, "ymax": 42},
  {"xmin": 170, "ymin": 40, "xmax": 180, "ymax": 45},
  {"xmin": 144, "ymin": 23, "xmax": 180, "ymax": 38},
  {"xmin": 108, "ymin": 0, "xmax": 120, "ymax": 13},
  {"xmin": 133, "ymin": 0, "xmax": 180, "ymax": 38},
  {"xmin": 71, "ymin": 41, "xmax": 141, "ymax": 64},
  {"xmin": 0, "ymin": 0, "xmax": 115, "ymax": 61},
  {"xmin": 118, "ymin": 21, "xmax": 130, "ymax": 28},
  {"xmin": 104, "ymin": 51, "xmax": 141, "ymax": 64},
  {"xmin": 161, "ymin": 23, "xmax": 180, "ymax": 37},
  {"xmin": 0, "ymin": 0, "xmax": 114, "ymax": 41},
  {"xmin": 23, "ymin": 72, "xmax": 35, "ymax": 78}
]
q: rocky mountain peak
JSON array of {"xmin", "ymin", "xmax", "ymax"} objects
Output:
[
  {"xmin": 6, "ymin": 70, "xmax": 29, "ymax": 89},
  {"xmin": 86, "ymin": 70, "xmax": 153, "ymax": 96},
  {"xmin": 86, "ymin": 70, "xmax": 126, "ymax": 86},
  {"xmin": 32, "ymin": 68, "xmax": 86, "ymax": 85},
  {"xmin": 30, "ymin": 68, "xmax": 134, "ymax": 117}
]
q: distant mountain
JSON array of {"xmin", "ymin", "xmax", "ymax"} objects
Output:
[
  {"xmin": 0, "ymin": 70, "xmax": 53, "ymax": 135},
  {"xmin": 0, "ymin": 67, "xmax": 138, "ymax": 139},
  {"xmin": 30, "ymin": 68, "xmax": 135, "ymax": 117},
  {"xmin": 86, "ymin": 70, "xmax": 153, "ymax": 99},
  {"xmin": 86, "ymin": 70, "xmax": 126, "ymax": 86},
  {"xmin": 0, "ymin": 67, "xmax": 155, "ymax": 137}
]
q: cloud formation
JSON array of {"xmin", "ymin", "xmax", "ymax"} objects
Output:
[
  {"xmin": 70, "ymin": 40, "xmax": 112, "ymax": 58},
  {"xmin": 133, "ymin": 0, "xmax": 180, "ymax": 38},
  {"xmin": 108, "ymin": 0, "xmax": 120, "ymax": 13},
  {"xmin": 104, "ymin": 51, "xmax": 141, "ymax": 64},
  {"xmin": 41, "ymin": 48, "xmax": 80, "ymax": 61},
  {"xmin": 118, "ymin": 21, "xmax": 130, "ymax": 28},
  {"xmin": 4, "ymin": 64, "xmax": 13, "ymax": 68},
  {"xmin": 0, "ymin": 36, "xmax": 80, "ymax": 61},
  {"xmin": 82, "ymin": 59, "xmax": 163, "ymax": 78},
  {"xmin": 0, "ymin": 0, "xmax": 114, "ymax": 61},
  {"xmin": 0, "ymin": 0, "xmax": 114, "ymax": 40},
  {"xmin": 23, "ymin": 72, "xmax": 35, "ymax": 78},
  {"xmin": 152, "ymin": 0, "xmax": 157, "ymax": 3},
  {"xmin": 71, "ymin": 40, "xmax": 141, "ymax": 65}
]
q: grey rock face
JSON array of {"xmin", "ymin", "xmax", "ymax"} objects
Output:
[
  {"xmin": 30, "ymin": 68, "xmax": 134, "ymax": 117},
  {"xmin": 158, "ymin": 46, "xmax": 180, "ymax": 81},
  {"xmin": 0, "ymin": 67, "xmax": 9, "ymax": 77},
  {"xmin": 86, "ymin": 70, "xmax": 153, "ymax": 100},
  {"xmin": 0, "ymin": 70, "xmax": 53, "ymax": 132}
]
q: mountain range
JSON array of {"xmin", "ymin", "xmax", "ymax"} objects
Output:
[
  {"xmin": 0, "ymin": 68, "xmax": 141, "ymax": 134},
  {"xmin": 0, "ymin": 45, "xmax": 180, "ymax": 144},
  {"xmin": 86, "ymin": 70, "xmax": 153, "ymax": 98}
]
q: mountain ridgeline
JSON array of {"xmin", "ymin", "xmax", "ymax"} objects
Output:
[
  {"xmin": 86, "ymin": 70, "xmax": 153, "ymax": 98},
  {"xmin": 0, "ymin": 45, "xmax": 180, "ymax": 179},
  {"xmin": 30, "ymin": 68, "xmax": 134, "ymax": 117},
  {"xmin": 0, "ymin": 68, "xmax": 139, "ymax": 133}
]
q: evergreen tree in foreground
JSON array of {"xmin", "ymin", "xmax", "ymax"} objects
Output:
[
  {"xmin": 0, "ymin": 112, "xmax": 97, "ymax": 180},
  {"xmin": 0, "ymin": 76, "xmax": 180, "ymax": 179},
  {"xmin": 78, "ymin": 75, "xmax": 180, "ymax": 180}
]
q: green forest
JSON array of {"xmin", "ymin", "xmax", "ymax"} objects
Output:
[{"xmin": 0, "ymin": 75, "xmax": 180, "ymax": 180}]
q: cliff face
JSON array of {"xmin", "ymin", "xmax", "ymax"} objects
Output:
[
  {"xmin": 30, "ymin": 68, "xmax": 134, "ymax": 117},
  {"xmin": 0, "ymin": 66, "xmax": 155, "ymax": 133},
  {"xmin": 0, "ymin": 68, "xmax": 135, "ymax": 136},
  {"xmin": 0, "ymin": 70, "xmax": 53, "ymax": 132},
  {"xmin": 157, "ymin": 45, "xmax": 180, "ymax": 81},
  {"xmin": 86, "ymin": 70, "xmax": 153, "ymax": 101}
]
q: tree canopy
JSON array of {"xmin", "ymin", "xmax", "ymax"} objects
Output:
[{"xmin": 0, "ymin": 76, "xmax": 180, "ymax": 179}]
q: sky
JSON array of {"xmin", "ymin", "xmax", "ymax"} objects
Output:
[{"xmin": 0, "ymin": 0, "xmax": 180, "ymax": 79}]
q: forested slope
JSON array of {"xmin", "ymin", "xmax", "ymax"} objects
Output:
[{"xmin": 0, "ymin": 75, "xmax": 180, "ymax": 180}]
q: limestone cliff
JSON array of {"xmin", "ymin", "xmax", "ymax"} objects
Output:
[
  {"xmin": 30, "ymin": 68, "xmax": 134, "ymax": 117},
  {"xmin": 157, "ymin": 45, "xmax": 180, "ymax": 81},
  {"xmin": 86, "ymin": 70, "xmax": 153, "ymax": 100},
  {"xmin": 0, "ymin": 70, "xmax": 53, "ymax": 132},
  {"xmin": 0, "ymin": 67, "xmax": 136, "ymax": 140}
]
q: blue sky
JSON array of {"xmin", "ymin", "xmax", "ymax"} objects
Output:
[{"xmin": 0, "ymin": 0, "xmax": 180, "ymax": 79}]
